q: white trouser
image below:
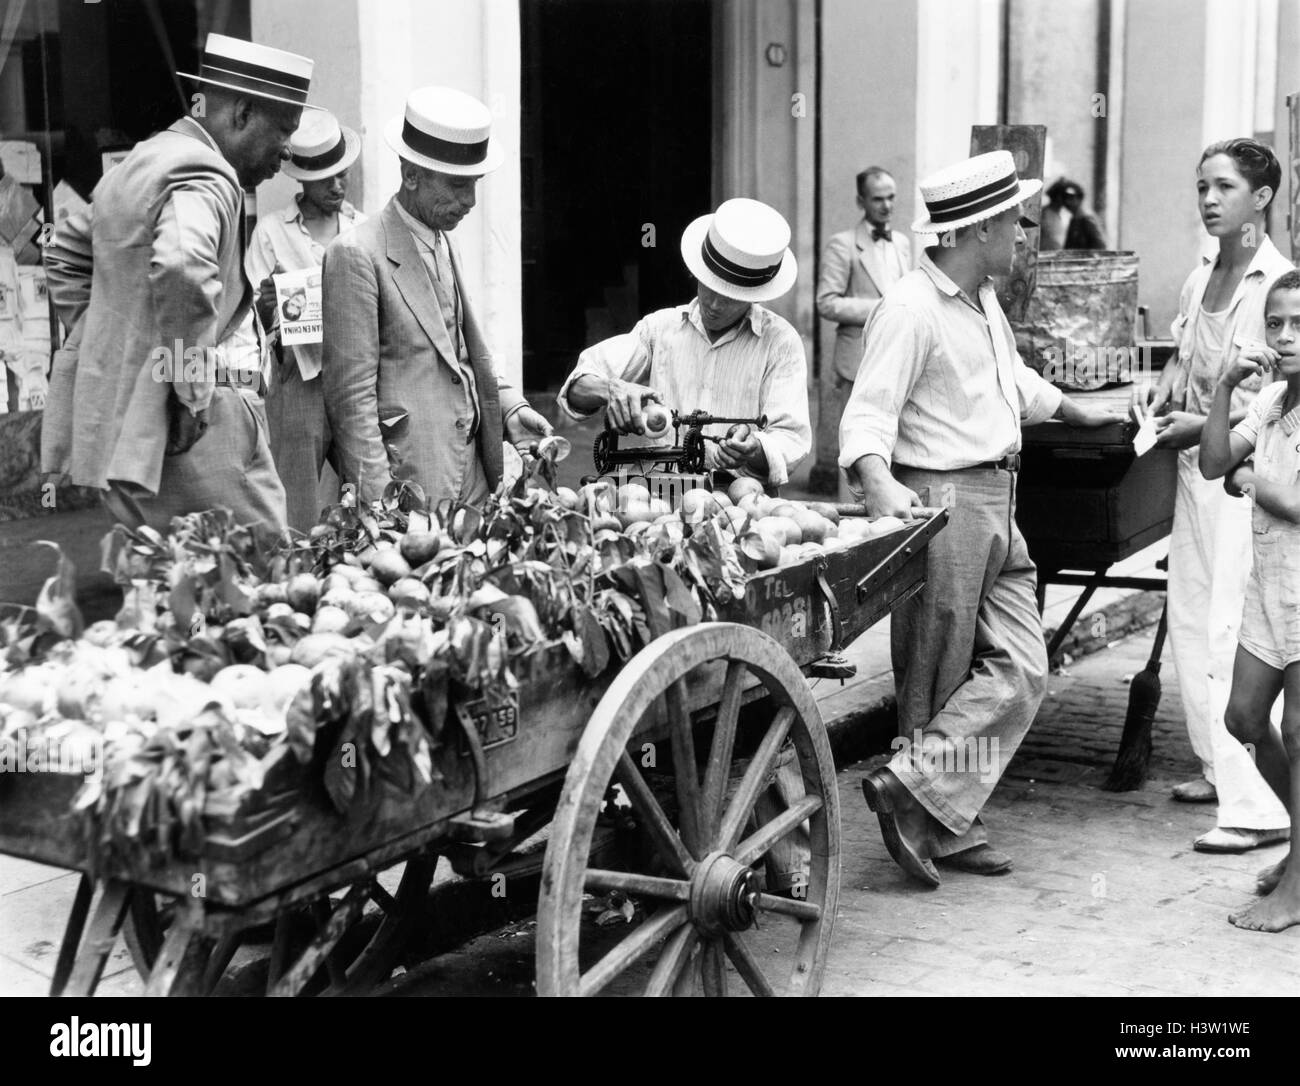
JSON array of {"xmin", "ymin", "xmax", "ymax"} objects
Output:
[{"xmin": 1167, "ymin": 449, "xmax": 1288, "ymax": 831}]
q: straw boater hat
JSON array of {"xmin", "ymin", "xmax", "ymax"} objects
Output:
[
  {"xmin": 282, "ymin": 109, "xmax": 361, "ymax": 181},
  {"xmin": 384, "ymin": 86, "xmax": 505, "ymax": 176},
  {"xmin": 680, "ymin": 198, "xmax": 798, "ymax": 304},
  {"xmin": 179, "ymin": 33, "xmax": 316, "ymax": 109},
  {"xmin": 911, "ymin": 150, "xmax": 1042, "ymax": 235}
]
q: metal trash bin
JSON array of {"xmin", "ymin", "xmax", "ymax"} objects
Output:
[{"xmin": 1014, "ymin": 250, "xmax": 1140, "ymax": 391}]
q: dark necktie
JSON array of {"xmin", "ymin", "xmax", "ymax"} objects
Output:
[{"xmin": 872, "ymin": 225, "xmax": 891, "ymax": 242}]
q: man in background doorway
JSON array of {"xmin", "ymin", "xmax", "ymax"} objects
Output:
[
  {"xmin": 1059, "ymin": 179, "xmax": 1107, "ymax": 250},
  {"xmin": 1040, "ymin": 178, "xmax": 1071, "ymax": 251},
  {"xmin": 814, "ymin": 167, "xmax": 911, "ymax": 497}
]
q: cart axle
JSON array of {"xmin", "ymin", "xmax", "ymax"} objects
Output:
[{"xmin": 688, "ymin": 852, "xmax": 762, "ymax": 935}]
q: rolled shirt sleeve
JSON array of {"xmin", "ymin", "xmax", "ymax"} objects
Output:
[
  {"xmin": 994, "ymin": 302, "xmax": 1062, "ymax": 424},
  {"xmin": 1230, "ymin": 385, "xmax": 1271, "ymax": 448},
  {"xmin": 1015, "ymin": 357, "xmax": 1064, "ymax": 424},
  {"xmin": 838, "ymin": 301, "xmax": 929, "ymax": 474},
  {"xmin": 751, "ymin": 322, "xmax": 811, "ymax": 487},
  {"xmin": 556, "ymin": 326, "xmax": 654, "ymax": 421}
]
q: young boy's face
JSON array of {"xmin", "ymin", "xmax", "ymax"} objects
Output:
[{"xmin": 1264, "ymin": 288, "xmax": 1300, "ymax": 376}]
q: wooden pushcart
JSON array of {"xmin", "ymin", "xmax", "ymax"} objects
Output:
[{"xmin": 0, "ymin": 513, "xmax": 946, "ymax": 997}]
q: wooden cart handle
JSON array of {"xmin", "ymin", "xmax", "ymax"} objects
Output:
[{"xmin": 832, "ymin": 503, "xmax": 946, "ymax": 519}]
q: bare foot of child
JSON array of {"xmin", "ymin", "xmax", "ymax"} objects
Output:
[
  {"xmin": 1256, "ymin": 852, "xmax": 1289, "ymax": 895},
  {"xmin": 1231, "ymin": 864, "xmax": 1300, "ymax": 932}
]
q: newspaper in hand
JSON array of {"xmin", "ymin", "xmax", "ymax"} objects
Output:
[
  {"xmin": 273, "ymin": 267, "xmax": 323, "ymax": 346},
  {"xmin": 1131, "ymin": 402, "xmax": 1158, "ymax": 457}
]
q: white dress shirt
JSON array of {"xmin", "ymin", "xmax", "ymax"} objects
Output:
[
  {"xmin": 246, "ymin": 194, "xmax": 365, "ymax": 381},
  {"xmin": 559, "ymin": 298, "xmax": 812, "ymax": 486},
  {"xmin": 839, "ymin": 252, "xmax": 1062, "ymax": 478},
  {"xmin": 871, "ymin": 230, "xmax": 906, "ymax": 289}
]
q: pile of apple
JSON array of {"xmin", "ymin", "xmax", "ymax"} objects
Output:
[
  {"xmin": 552, "ymin": 475, "xmax": 908, "ymax": 572},
  {"xmin": 0, "ymin": 636, "xmax": 306, "ymax": 760},
  {"xmin": 0, "ymin": 469, "xmax": 913, "ymax": 772}
]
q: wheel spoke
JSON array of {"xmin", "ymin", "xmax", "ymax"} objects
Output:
[
  {"xmin": 701, "ymin": 939, "xmax": 727, "ymax": 997},
  {"xmin": 701, "ymin": 660, "xmax": 748, "ymax": 843},
  {"xmin": 718, "ymin": 706, "xmax": 795, "ymax": 853},
  {"xmin": 615, "ymin": 751, "xmax": 693, "ymax": 876},
  {"xmin": 673, "ymin": 945, "xmax": 698, "ymax": 996},
  {"xmin": 755, "ymin": 892, "xmax": 822, "ymax": 922},
  {"xmin": 644, "ymin": 924, "xmax": 698, "ymax": 996},
  {"xmin": 584, "ymin": 869, "xmax": 690, "ymax": 901},
  {"xmin": 723, "ymin": 932, "xmax": 776, "ymax": 997},
  {"xmin": 666, "ymin": 678, "xmax": 704, "ymax": 859},
  {"xmin": 733, "ymin": 794, "xmax": 822, "ymax": 867},
  {"xmin": 580, "ymin": 905, "xmax": 689, "ymax": 997}
]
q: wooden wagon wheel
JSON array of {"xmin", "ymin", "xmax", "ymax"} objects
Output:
[{"xmin": 536, "ymin": 622, "xmax": 840, "ymax": 997}]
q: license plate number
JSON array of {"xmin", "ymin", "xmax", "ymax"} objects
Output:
[{"xmin": 456, "ymin": 692, "xmax": 520, "ymax": 749}]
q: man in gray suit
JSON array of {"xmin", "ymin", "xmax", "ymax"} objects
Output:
[
  {"xmin": 812, "ymin": 168, "xmax": 912, "ymax": 496},
  {"xmin": 322, "ymin": 86, "xmax": 552, "ymax": 507},
  {"xmin": 42, "ymin": 34, "xmax": 313, "ymax": 533}
]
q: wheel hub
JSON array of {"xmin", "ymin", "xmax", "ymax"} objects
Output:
[{"xmin": 688, "ymin": 852, "xmax": 761, "ymax": 935}]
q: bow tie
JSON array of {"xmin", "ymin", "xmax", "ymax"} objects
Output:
[{"xmin": 871, "ymin": 226, "xmax": 891, "ymax": 242}]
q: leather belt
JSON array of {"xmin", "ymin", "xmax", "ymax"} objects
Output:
[
  {"xmin": 215, "ymin": 370, "xmax": 267, "ymax": 397},
  {"xmin": 971, "ymin": 454, "xmax": 1021, "ymax": 472},
  {"xmin": 897, "ymin": 454, "xmax": 1021, "ymax": 474}
]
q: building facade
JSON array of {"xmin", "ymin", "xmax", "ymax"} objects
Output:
[{"xmin": 3, "ymin": 0, "xmax": 1299, "ymax": 499}]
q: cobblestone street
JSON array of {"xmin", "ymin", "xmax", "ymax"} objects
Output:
[
  {"xmin": 375, "ymin": 628, "xmax": 1298, "ymax": 997},
  {"xmin": 827, "ymin": 632, "xmax": 1295, "ymax": 997}
]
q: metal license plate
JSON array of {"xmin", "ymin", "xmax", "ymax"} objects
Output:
[{"xmin": 456, "ymin": 691, "xmax": 520, "ymax": 750}]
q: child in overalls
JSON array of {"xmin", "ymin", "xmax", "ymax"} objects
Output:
[{"xmin": 1200, "ymin": 269, "xmax": 1300, "ymax": 931}]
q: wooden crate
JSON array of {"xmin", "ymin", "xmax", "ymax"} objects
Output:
[{"xmin": 1017, "ymin": 402, "xmax": 1176, "ymax": 570}]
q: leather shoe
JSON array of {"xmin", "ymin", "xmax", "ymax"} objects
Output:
[
  {"xmin": 860, "ymin": 770, "xmax": 940, "ymax": 888},
  {"xmin": 1172, "ymin": 777, "xmax": 1217, "ymax": 804},
  {"xmin": 934, "ymin": 843, "xmax": 1013, "ymax": 875},
  {"xmin": 1193, "ymin": 827, "xmax": 1289, "ymax": 853}
]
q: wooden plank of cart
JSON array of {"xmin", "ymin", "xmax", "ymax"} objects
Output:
[{"xmin": 0, "ymin": 512, "xmax": 946, "ymax": 998}]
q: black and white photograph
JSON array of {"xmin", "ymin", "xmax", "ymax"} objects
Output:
[{"xmin": 0, "ymin": 0, "xmax": 1297, "ymax": 1047}]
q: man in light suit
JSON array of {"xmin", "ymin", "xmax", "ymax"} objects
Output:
[
  {"xmin": 322, "ymin": 87, "xmax": 552, "ymax": 507},
  {"xmin": 42, "ymin": 34, "xmax": 312, "ymax": 533},
  {"xmin": 811, "ymin": 167, "xmax": 912, "ymax": 496}
]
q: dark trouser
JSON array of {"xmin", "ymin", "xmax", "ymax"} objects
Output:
[{"xmin": 887, "ymin": 465, "xmax": 1048, "ymax": 857}]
